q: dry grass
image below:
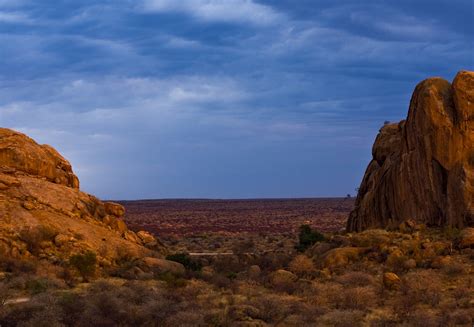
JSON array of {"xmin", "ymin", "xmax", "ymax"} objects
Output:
[{"xmin": 1, "ymin": 227, "xmax": 473, "ymax": 326}]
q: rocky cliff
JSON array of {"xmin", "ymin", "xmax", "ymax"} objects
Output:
[
  {"xmin": 0, "ymin": 128, "xmax": 164, "ymax": 265},
  {"xmin": 347, "ymin": 71, "xmax": 473, "ymax": 232}
]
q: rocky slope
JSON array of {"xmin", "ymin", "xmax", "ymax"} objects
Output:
[
  {"xmin": 0, "ymin": 128, "xmax": 164, "ymax": 266},
  {"xmin": 348, "ymin": 71, "xmax": 473, "ymax": 232}
]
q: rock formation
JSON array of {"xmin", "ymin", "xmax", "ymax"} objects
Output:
[
  {"xmin": 348, "ymin": 71, "xmax": 473, "ymax": 232},
  {"xmin": 0, "ymin": 128, "xmax": 164, "ymax": 265}
]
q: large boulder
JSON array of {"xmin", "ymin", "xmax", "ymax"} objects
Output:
[
  {"xmin": 0, "ymin": 128, "xmax": 165, "ymax": 263},
  {"xmin": 0, "ymin": 128, "xmax": 79, "ymax": 188},
  {"xmin": 138, "ymin": 257, "xmax": 185, "ymax": 276},
  {"xmin": 348, "ymin": 71, "xmax": 474, "ymax": 232}
]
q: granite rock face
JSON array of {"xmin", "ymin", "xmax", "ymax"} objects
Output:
[
  {"xmin": 0, "ymin": 128, "xmax": 164, "ymax": 263},
  {"xmin": 0, "ymin": 128, "xmax": 79, "ymax": 188},
  {"xmin": 348, "ymin": 71, "xmax": 473, "ymax": 232}
]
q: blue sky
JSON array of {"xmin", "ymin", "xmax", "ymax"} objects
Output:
[{"xmin": 0, "ymin": 0, "xmax": 472, "ymax": 199}]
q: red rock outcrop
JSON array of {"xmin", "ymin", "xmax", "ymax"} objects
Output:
[
  {"xmin": 0, "ymin": 128, "xmax": 79, "ymax": 188},
  {"xmin": 0, "ymin": 128, "xmax": 165, "ymax": 264},
  {"xmin": 347, "ymin": 71, "xmax": 473, "ymax": 232}
]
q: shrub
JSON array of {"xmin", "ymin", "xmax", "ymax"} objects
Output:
[
  {"xmin": 443, "ymin": 226, "xmax": 460, "ymax": 241},
  {"xmin": 157, "ymin": 272, "xmax": 187, "ymax": 288},
  {"xmin": 250, "ymin": 294, "xmax": 294, "ymax": 323},
  {"xmin": 442, "ymin": 262, "xmax": 466, "ymax": 276},
  {"xmin": 26, "ymin": 278, "xmax": 50, "ymax": 295},
  {"xmin": 0, "ymin": 258, "xmax": 37, "ymax": 274},
  {"xmin": 207, "ymin": 273, "xmax": 232, "ymax": 289},
  {"xmin": 231, "ymin": 239, "xmax": 255, "ymax": 256},
  {"xmin": 166, "ymin": 253, "xmax": 202, "ymax": 272},
  {"xmin": 210, "ymin": 255, "xmax": 241, "ymax": 274},
  {"xmin": 19, "ymin": 225, "xmax": 58, "ymax": 255},
  {"xmin": 335, "ymin": 271, "xmax": 376, "ymax": 288},
  {"xmin": 318, "ymin": 309, "xmax": 365, "ymax": 327},
  {"xmin": 115, "ymin": 245, "xmax": 135, "ymax": 265},
  {"xmin": 296, "ymin": 225, "xmax": 324, "ymax": 252},
  {"xmin": 57, "ymin": 292, "xmax": 86, "ymax": 326},
  {"xmin": 288, "ymin": 255, "xmax": 315, "ymax": 278},
  {"xmin": 399, "ymin": 271, "xmax": 442, "ymax": 309},
  {"xmin": 337, "ymin": 287, "xmax": 377, "ymax": 310},
  {"xmin": 69, "ymin": 251, "xmax": 97, "ymax": 281}
]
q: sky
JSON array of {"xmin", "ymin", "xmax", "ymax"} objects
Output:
[{"xmin": 0, "ymin": 0, "xmax": 472, "ymax": 200}]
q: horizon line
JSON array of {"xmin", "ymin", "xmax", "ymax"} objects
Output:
[{"xmin": 114, "ymin": 196, "xmax": 355, "ymax": 202}]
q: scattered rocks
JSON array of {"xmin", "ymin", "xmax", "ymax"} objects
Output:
[
  {"xmin": 22, "ymin": 200, "xmax": 36, "ymax": 211},
  {"xmin": 123, "ymin": 231, "xmax": 141, "ymax": 244},
  {"xmin": 137, "ymin": 230, "xmax": 156, "ymax": 244},
  {"xmin": 104, "ymin": 202, "xmax": 125, "ymax": 217},
  {"xmin": 383, "ymin": 272, "xmax": 401, "ymax": 290},
  {"xmin": 111, "ymin": 219, "xmax": 128, "ymax": 234},
  {"xmin": 54, "ymin": 234, "xmax": 72, "ymax": 247}
]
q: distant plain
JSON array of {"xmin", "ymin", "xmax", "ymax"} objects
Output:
[{"xmin": 122, "ymin": 198, "xmax": 354, "ymax": 237}]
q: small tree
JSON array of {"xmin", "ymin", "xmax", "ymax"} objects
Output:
[
  {"xmin": 296, "ymin": 225, "xmax": 325, "ymax": 252},
  {"xmin": 70, "ymin": 251, "xmax": 97, "ymax": 281}
]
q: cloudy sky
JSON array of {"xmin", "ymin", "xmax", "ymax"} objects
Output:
[{"xmin": 0, "ymin": 0, "xmax": 472, "ymax": 199}]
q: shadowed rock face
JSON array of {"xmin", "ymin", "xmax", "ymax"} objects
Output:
[
  {"xmin": 0, "ymin": 128, "xmax": 164, "ymax": 263},
  {"xmin": 348, "ymin": 71, "xmax": 473, "ymax": 232}
]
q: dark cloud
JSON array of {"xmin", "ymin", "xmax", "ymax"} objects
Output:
[{"xmin": 0, "ymin": 0, "xmax": 472, "ymax": 199}]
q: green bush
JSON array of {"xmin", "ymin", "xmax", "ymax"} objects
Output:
[
  {"xmin": 26, "ymin": 278, "xmax": 49, "ymax": 295},
  {"xmin": 296, "ymin": 225, "xmax": 325, "ymax": 252},
  {"xmin": 166, "ymin": 253, "xmax": 202, "ymax": 272},
  {"xmin": 70, "ymin": 251, "xmax": 97, "ymax": 281},
  {"xmin": 157, "ymin": 272, "xmax": 187, "ymax": 288}
]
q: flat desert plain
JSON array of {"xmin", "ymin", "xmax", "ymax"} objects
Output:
[{"xmin": 121, "ymin": 198, "xmax": 354, "ymax": 237}]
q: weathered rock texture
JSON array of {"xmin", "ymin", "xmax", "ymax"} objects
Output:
[
  {"xmin": 348, "ymin": 71, "xmax": 473, "ymax": 232},
  {"xmin": 0, "ymin": 128, "xmax": 165, "ymax": 264}
]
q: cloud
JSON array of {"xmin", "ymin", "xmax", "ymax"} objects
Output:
[
  {"xmin": 140, "ymin": 0, "xmax": 284, "ymax": 25},
  {"xmin": 0, "ymin": 10, "xmax": 32, "ymax": 23},
  {"xmin": 0, "ymin": 0, "xmax": 471, "ymax": 198},
  {"xmin": 0, "ymin": 72, "xmax": 379, "ymax": 198},
  {"xmin": 0, "ymin": 0, "xmax": 28, "ymax": 8},
  {"xmin": 164, "ymin": 36, "xmax": 202, "ymax": 49}
]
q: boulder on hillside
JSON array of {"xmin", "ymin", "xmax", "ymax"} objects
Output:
[
  {"xmin": 0, "ymin": 128, "xmax": 79, "ymax": 188},
  {"xmin": 138, "ymin": 257, "xmax": 185, "ymax": 276},
  {"xmin": 383, "ymin": 272, "xmax": 401, "ymax": 290},
  {"xmin": 348, "ymin": 71, "xmax": 474, "ymax": 232}
]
